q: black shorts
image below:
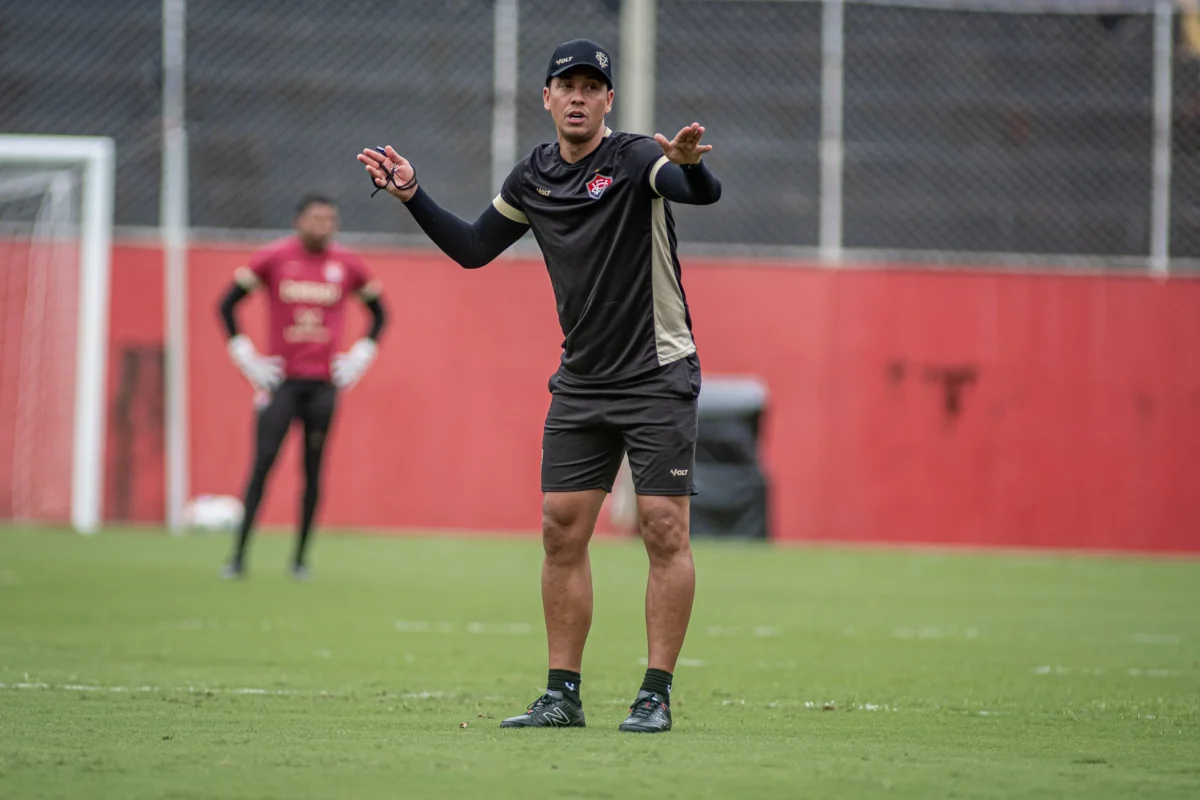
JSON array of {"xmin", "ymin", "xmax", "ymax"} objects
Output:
[
  {"xmin": 256, "ymin": 379, "xmax": 338, "ymax": 451},
  {"xmin": 541, "ymin": 354, "xmax": 701, "ymax": 496}
]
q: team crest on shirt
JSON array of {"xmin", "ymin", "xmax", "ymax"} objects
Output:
[
  {"xmin": 323, "ymin": 261, "xmax": 344, "ymax": 283},
  {"xmin": 586, "ymin": 173, "xmax": 613, "ymax": 200}
]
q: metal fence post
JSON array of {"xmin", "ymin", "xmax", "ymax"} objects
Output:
[
  {"xmin": 492, "ymin": 0, "xmax": 520, "ymax": 198},
  {"xmin": 161, "ymin": 0, "xmax": 189, "ymax": 533},
  {"xmin": 820, "ymin": 0, "xmax": 845, "ymax": 264},
  {"xmin": 620, "ymin": 0, "xmax": 658, "ymax": 136},
  {"xmin": 1150, "ymin": 0, "xmax": 1174, "ymax": 275}
]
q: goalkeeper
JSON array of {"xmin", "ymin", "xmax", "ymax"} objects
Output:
[{"xmin": 216, "ymin": 193, "xmax": 387, "ymax": 579}]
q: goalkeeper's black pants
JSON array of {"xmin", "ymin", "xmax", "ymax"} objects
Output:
[{"xmin": 231, "ymin": 379, "xmax": 337, "ymax": 569}]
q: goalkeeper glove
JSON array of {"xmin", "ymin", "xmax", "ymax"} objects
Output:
[
  {"xmin": 331, "ymin": 338, "xmax": 378, "ymax": 390},
  {"xmin": 227, "ymin": 335, "xmax": 285, "ymax": 391}
]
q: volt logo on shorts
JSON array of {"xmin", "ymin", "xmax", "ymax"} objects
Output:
[
  {"xmin": 670, "ymin": 469, "xmax": 689, "ymax": 477},
  {"xmin": 586, "ymin": 173, "xmax": 613, "ymax": 200}
]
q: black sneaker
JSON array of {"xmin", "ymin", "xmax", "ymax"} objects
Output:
[
  {"xmin": 499, "ymin": 690, "xmax": 586, "ymax": 728},
  {"xmin": 618, "ymin": 690, "xmax": 672, "ymax": 733}
]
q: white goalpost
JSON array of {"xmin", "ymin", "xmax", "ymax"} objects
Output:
[{"xmin": 0, "ymin": 135, "xmax": 115, "ymax": 534}]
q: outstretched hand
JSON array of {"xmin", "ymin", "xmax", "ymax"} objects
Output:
[
  {"xmin": 654, "ymin": 122, "xmax": 712, "ymax": 165},
  {"xmin": 357, "ymin": 146, "xmax": 418, "ymax": 201}
]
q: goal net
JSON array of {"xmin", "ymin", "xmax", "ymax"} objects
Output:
[{"xmin": 0, "ymin": 136, "xmax": 114, "ymax": 533}]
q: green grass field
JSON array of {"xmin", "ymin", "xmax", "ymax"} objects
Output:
[{"xmin": 1, "ymin": 526, "xmax": 1198, "ymax": 799}]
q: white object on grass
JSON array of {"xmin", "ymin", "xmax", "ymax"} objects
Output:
[{"xmin": 182, "ymin": 494, "xmax": 244, "ymax": 532}]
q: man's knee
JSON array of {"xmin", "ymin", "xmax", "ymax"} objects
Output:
[
  {"xmin": 542, "ymin": 495, "xmax": 595, "ymax": 563},
  {"xmin": 639, "ymin": 499, "xmax": 690, "ymax": 563}
]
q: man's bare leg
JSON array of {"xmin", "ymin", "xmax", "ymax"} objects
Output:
[
  {"xmin": 618, "ymin": 493, "xmax": 694, "ymax": 733},
  {"xmin": 501, "ymin": 489, "xmax": 605, "ymax": 728},
  {"xmin": 541, "ymin": 489, "xmax": 606, "ymax": 672},
  {"xmin": 638, "ymin": 494, "xmax": 695, "ymax": 673}
]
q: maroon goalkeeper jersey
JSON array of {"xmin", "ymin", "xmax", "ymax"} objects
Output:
[{"xmin": 234, "ymin": 237, "xmax": 380, "ymax": 381}]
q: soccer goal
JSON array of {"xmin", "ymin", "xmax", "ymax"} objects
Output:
[{"xmin": 0, "ymin": 135, "xmax": 115, "ymax": 534}]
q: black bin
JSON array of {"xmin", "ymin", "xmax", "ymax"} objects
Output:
[{"xmin": 691, "ymin": 376, "xmax": 770, "ymax": 540}]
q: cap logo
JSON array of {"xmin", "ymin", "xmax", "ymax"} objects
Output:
[
  {"xmin": 555, "ymin": 56, "xmax": 573, "ymax": 65},
  {"xmin": 595, "ymin": 51, "xmax": 609, "ymax": 68}
]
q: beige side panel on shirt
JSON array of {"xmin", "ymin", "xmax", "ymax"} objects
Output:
[{"xmin": 650, "ymin": 197, "xmax": 696, "ymax": 366}]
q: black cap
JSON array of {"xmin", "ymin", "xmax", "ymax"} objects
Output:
[{"xmin": 545, "ymin": 38, "xmax": 613, "ymax": 88}]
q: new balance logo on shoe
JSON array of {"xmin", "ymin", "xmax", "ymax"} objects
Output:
[{"xmin": 543, "ymin": 707, "xmax": 572, "ymax": 727}]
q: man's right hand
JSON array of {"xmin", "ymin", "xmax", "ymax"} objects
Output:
[
  {"xmin": 358, "ymin": 146, "xmax": 418, "ymax": 202},
  {"xmin": 227, "ymin": 335, "xmax": 284, "ymax": 392}
]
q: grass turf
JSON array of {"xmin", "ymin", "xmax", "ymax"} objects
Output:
[{"xmin": 1, "ymin": 526, "xmax": 1198, "ymax": 798}]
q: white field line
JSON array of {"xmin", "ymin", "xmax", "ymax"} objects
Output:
[
  {"xmin": 393, "ymin": 621, "xmax": 781, "ymax": 637},
  {"xmin": 892, "ymin": 627, "xmax": 980, "ymax": 639},
  {"xmin": 1128, "ymin": 633, "xmax": 1182, "ymax": 645},
  {"xmin": 1, "ymin": 682, "xmax": 906, "ymax": 714},
  {"xmin": 393, "ymin": 621, "xmax": 532, "ymax": 634},
  {"xmin": 0, "ymin": 681, "xmax": 443, "ymax": 699},
  {"xmin": 638, "ymin": 657, "xmax": 705, "ymax": 667},
  {"xmin": 1031, "ymin": 666, "xmax": 1184, "ymax": 677}
]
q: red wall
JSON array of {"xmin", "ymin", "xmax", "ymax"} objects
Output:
[{"xmin": 103, "ymin": 242, "xmax": 1200, "ymax": 552}]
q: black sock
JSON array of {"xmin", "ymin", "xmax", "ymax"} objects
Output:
[
  {"xmin": 547, "ymin": 669, "xmax": 582, "ymax": 706},
  {"xmin": 640, "ymin": 668, "xmax": 673, "ymax": 701}
]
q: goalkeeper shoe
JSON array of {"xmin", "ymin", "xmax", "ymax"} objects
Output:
[
  {"xmin": 618, "ymin": 690, "xmax": 672, "ymax": 733},
  {"xmin": 219, "ymin": 562, "xmax": 244, "ymax": 580},
  {"xmin": 499, "ymin": 690, "xmax": 586, "ymax": 728}
]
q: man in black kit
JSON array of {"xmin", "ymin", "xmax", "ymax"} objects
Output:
[{"xmin": 358, "ymin": 38, "xmax": 721, "ymax": 734}]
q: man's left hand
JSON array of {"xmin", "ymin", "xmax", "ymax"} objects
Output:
[
  {"xmin": 332, "ymin": 338, "xmax": 378, "ymax": 390},
  {"xmin": 654, "ymin": 122, "xmax": 712, "ymax": 165}
]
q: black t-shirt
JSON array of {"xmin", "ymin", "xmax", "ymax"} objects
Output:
[{"xmin": 492, "ymin": 130, "xmax": 696, "ymax": 388}]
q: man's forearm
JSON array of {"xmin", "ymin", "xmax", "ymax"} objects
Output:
[
  {"xmin": 403, "ymin": 187, "xmax": 528, "ymax": 269},
  {"xmin": 218, "ymin": 283, "xmax": 248, "ymax": 338},
  {"xmin": 652, "ymin": 160, "xmax": 722, "ymax": 205},
  {"xmin": 363, "ymin": 296, "xmax": 386, "ymax": 341}
]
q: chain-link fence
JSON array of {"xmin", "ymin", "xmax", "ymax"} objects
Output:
[
  {"xmin": 0, "ymin": 0, "xmax": 162, "ymax": 226},
  {"xmin": 1, "ymin": 0, "xmax": 1197, "ymax": 265},
  {"xmin": 658, "ymin": 1, "xmax": 824, "ymax": 248},
  {"xmin": 1174, "ymin": 21, "xmax": 1200, "ymax": 258},
  {"xmin": 186, "ymin": 0, "xmax": 495, "ymax": 234},
  {"xmin": 844, "ymin": 5, "xmax": 1155, "ymax": 256}
]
